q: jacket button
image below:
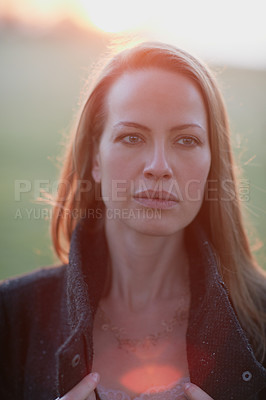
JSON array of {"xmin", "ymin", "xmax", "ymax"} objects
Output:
[
  {"xmin": 72, "ymin": 354, "xmax": 81, "ymax": 368},
  {"xmin": 242, "ymin": 371, "xmax": 252, "ymax": 382}
]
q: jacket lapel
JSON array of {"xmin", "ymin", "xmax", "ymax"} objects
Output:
[
  {"xmin": 185, "ymin": 221, "xmax": 266, "ymax": 399},
  {"xmin": 55, "ymin": 218, "xmax": 108, "ymax": 397}
]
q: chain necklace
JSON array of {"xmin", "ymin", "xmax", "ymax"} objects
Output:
[{"xmin": 98, "ymin": 300, "xmax": 189, "ymax": 353}]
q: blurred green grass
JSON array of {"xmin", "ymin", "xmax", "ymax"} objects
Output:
[{"xmin": 1, "ymin": 25, "xmax": 265, "ymax": 280}]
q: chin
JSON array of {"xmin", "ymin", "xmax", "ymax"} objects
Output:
[
  {"xmin": 118, "ymin": 210, "xmax": 193, "ymax": 238},
  {"xmin": 104, "ymin": 202, "xmax": 202, "ymax": 237}
]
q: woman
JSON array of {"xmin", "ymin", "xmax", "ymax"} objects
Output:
[{"xmin": 1, "ymin": 42, "xmax": 266, "ymax": 400}]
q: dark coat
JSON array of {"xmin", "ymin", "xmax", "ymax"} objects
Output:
[{"xmin": 1, "ymin": 218, "xmax": 266, "ymax": 400}]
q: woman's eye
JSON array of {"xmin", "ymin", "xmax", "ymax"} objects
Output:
[
  {"xmin": 175, "ymin": 136, "xmax": 200, "ymax": 146},
  {"xmin": 120, "ymin": 135, "xmax": 143, "ymax": 144}
]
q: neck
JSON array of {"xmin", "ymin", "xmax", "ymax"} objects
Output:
[{"xmin": 104, "ymin": 218, "xmax": 189, "ymax": 312}]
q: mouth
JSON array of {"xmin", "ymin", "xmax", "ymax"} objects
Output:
[{"xmin": 133, "ymin": 190, "xmax": 179, "ymax": 209}]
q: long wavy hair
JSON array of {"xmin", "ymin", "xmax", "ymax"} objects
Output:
[{"xmin": 50, "ymin": 42, "xmax": 266, "ymax": 361}]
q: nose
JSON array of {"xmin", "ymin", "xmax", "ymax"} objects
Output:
[{"xmin": 143, "ymin": 143, "xmax": 173, "ymax": 180}]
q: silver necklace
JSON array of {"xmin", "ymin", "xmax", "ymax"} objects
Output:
[{"xmin": 98, "ymin": 300, "xmax": 189, "ymax": 353}]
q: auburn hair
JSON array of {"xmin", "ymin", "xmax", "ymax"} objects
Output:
[{"xmin": 50, "ymin": 42, "xmax": 266, "ymax": 361}]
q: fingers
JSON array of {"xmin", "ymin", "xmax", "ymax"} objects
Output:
[
  {"xmin": 183, "ymin": 382, "xmax": 214, "ymax": 400},
  {"xmin": 59, "ymin": 372, "xmax": 100, "ymax": 400}
]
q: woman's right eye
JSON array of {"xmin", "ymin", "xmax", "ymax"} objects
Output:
[{"xmin": 119, "ymin": 134, "xmax": 144, "ymax": 144}]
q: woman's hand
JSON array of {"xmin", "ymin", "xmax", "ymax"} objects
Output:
[
  {"xmin": 183, "ymin": 382, "xmax": 214, "ymax": 400},
  {"xmin": 59, "ymin": 372, "xmax": 100, "ymax": 400}
]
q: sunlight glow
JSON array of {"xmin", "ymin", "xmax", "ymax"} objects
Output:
[
  {"xmin": 1, "ymin": 0, "xmax": 266, "ymax": 68},
  {"xmin": 79, "ymin": 0, "xmax": 149, "ymax": 33},
  {"xmin": 121, "ymin": 364, "xmax": 181, "ymax": 393}
]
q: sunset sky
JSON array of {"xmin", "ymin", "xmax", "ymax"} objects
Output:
[{"xmin": 1, "ymin": 0, "xmax": 266, "ymax": 68}]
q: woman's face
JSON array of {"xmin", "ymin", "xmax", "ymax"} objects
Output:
[{"xmin": 92, "ymin": 68, "xmax": 211, "ymax": 236}]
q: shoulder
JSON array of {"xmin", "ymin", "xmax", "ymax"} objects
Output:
[
  {"xmin": 2, "ymin": 262, "xmax": 65, "ymax": 282},
  {"xmin": 0, "ymin": 265, "xmax": 67, "ymax": 316},
  {"xmin": 0, "ymin": 264, "xmax": 66, "ymax": 292},
  {"xmin": 0, "ymin": 266, "xmax": 68, "ymax": 398}
]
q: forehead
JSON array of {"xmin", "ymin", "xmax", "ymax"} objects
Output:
[{"xmin": 105, "ymin": 68, "xmax": 207, "ymax": 129}]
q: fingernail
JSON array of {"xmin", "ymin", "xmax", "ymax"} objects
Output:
[
  {"xmin": 184, "ymin": 382, "xmax": 192, "ymax": 391},
  {"xmin": 90, "ymin": 372, "xmax": 100, "ymax": 382}
]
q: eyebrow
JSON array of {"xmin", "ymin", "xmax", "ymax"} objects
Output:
[{"xmin": 113, "ymin": 121, "xmax": 206, "ymax": 132}]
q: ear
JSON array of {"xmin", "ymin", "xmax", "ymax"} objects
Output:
[{"xmin": 91, "ymin": 145, "xmax": 101, "ymax": 183}]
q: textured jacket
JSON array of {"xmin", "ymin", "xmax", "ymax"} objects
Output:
[{"xmin": 0, "ymin": 217, "xmax": 266, "ymax": 400}]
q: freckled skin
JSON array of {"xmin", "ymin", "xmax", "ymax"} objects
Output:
[{"xmin": 93, "ymin": 68, "xmax": 211, "ymax": 238}]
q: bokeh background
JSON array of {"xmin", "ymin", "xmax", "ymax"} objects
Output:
[{"xmin": 1, "ymin": 0, "xmax": 266, "ymax": 280}]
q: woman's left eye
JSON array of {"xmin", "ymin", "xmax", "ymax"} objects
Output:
[{"xmin": 175, "ymin": 136, "xmax": 200, "ymax": 146}]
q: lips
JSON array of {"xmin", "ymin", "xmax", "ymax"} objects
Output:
[
  {"xmin": 134, "ymin": 190, "xmax": 179, "ymax": 202},
  {"xmin": 133, "ymin": 190, "xmax": 179, "ymax": 209}
]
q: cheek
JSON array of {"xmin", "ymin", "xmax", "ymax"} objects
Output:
[
  {"xmin": 178, "ymin": 154, "xmax": 211, "ymax": 202},
  {"xmin": 99, "ymin": 152, "xmax": 134, "ymax": 200},
  {"xmin": 101, "ymin": 154, "xmax": 133, "ymax": 180}
]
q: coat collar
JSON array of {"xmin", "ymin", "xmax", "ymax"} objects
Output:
[
  {"xmin": 58, "ymin": 217, "xmax": 266, "ymax": 399},
  {"xmin": 185, "ymin": 221, "xmax": 266, "ymax": 399}
]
